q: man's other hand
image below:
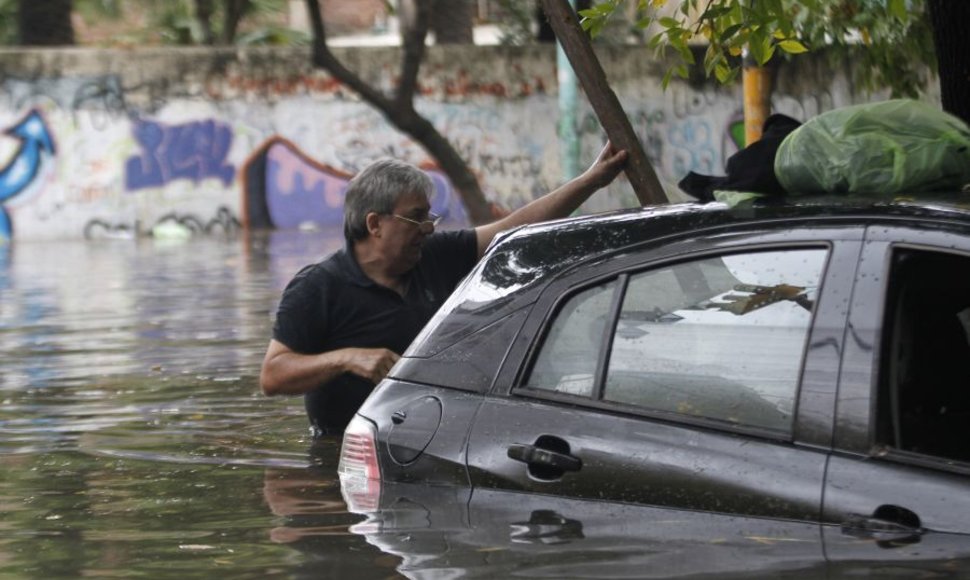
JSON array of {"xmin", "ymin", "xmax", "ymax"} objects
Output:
[{"xmin": 342, "ymin": 347, "xmax": 401, "ymax": 384}]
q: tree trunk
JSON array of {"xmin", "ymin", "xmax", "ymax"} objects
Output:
[
  {"xmin": 18, "ymin": 0, "xmax": 75, "ymax": 46},
  {"xmin": 539, "ymin": 0, "xmax": 668, "ymax": 205},
  {"xmin": 222, "ymin": 0, "xmax": 251, "ymax": 45},
  {"xmin": 537, "ymin": 0, "xmax": 590, "ymax": 43},
  {"xmin": 195, "ymin": 0, "xmax": 216, "ymax": 45},
  {"xmin": 306, "ymin": 0, "xmax": 492, "ymax": 224},
  {"xmin": 928, "ymin": 0, "xmax": 970, "ymax": 127},
  {"xmin": 429, "ymin": 0, "xmax": 473, "ymax": 44}
]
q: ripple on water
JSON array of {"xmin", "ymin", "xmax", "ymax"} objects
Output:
[{"xmin": 0, "ymin": 232, "xmax": 409, "ymax": 578}]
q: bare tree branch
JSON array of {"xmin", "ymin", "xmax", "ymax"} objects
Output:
[
  {"xmin": 306, "ymin": 0, "xmax": 395, "ymax": 110},
  {"xmin": 396, "ymin": 0, "xmax": 432, "ymax": 108},
  {"xmin": 304, "ymin": 0, "xmax": 493, "ymax": 224}
]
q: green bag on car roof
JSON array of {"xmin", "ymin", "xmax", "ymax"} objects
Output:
[{"xmin": 774, "ymin": 99, "xmax": 970, "ymax": 196}]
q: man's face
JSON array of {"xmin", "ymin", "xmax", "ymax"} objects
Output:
[{"xmin": 378, "ymin": 192, "xmax": 435, "ymax": 272}]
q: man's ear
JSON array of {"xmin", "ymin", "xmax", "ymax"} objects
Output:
[{"xmin": 365, "ymin": 212, "xmax": 383, "ymax": 237}]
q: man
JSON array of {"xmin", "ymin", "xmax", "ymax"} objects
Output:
[{"xmin": 260, "ymin": 142, "xmax": 628, "ymax": 436}]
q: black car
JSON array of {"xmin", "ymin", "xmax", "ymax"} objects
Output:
[{"xmin": 339, "ymin": 196, "xmax": 970, "ymax": 573}]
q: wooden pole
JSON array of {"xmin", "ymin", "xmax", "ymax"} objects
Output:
[{"xmin": 539, "ymin": 0, "xmax": 669, "ymax": 205}]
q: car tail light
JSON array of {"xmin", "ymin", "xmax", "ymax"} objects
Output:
[
  {"xmin": 338, "ymin": 415, "xmax": 381, "ymax": 513},
  {"xmin": 339, "ymin": 415, "xmax": 381, "ymax": 479}
]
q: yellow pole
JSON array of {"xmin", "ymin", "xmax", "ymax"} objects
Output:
[{"xmin": 742, "ymin": 63, "xmax": 772, "ymax": 146}]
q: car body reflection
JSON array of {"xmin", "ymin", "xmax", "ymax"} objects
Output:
[
  {"xmin": 342, "ymin": 479, "xmax": 970, "ymax": 578},
  {"xmin": 342, "ymin": 479, "xmax": 836, "ymax": 579}
]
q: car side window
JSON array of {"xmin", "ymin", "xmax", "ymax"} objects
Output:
[
  {"xmin": 606, "ymin": 250, "xmax": 825, "ymax": 432},
  {"xmin": 526, "ymin": 249, "xmax": 827, "ymax": 435},
  {"xmin": 877, "ymin": 249, "xmax": 970, "ymax": 464}
]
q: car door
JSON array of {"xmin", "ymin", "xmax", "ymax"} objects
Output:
[
  {"xmin": 465, "ymin": 226, "xmax": 862, "ymax": 525},
  {"xmin": 823, "ymin": 221, "xmax": 970, "ymax": 573}
]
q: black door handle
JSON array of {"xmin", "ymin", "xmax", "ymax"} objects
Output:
[
  {"xmin": 508, "ymin": 443, "xmax": 582, "ymax": 472},
  {"xmin": 841, "ymin": 505, "xmax": 924, "ymax": 545}
]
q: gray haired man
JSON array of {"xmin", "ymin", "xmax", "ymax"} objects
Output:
[{"xmin": 260, "ymin": 143, "xmax": 628, "ymax": 436}]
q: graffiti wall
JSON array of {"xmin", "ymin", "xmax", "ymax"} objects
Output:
[{"xmin": 0, "ymin": 45, "xmax": 932, "ymax": 242}]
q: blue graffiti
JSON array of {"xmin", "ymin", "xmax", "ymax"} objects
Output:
[
  {"xmin": 125, "ymin": 118, "xmax": 235, "ymax": 191},
  {"xmin": 0, "ymin": 109, "xmax": 56, "ymax": 242},
  {"xmin": 245, "ymin": 138, "xmax": 469, "ymax": 231}
]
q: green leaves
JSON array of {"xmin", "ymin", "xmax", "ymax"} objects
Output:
[
  {"xmin": 888, "ymin": 0, "xmax": 907, "ymax": 20},
  {"xmin": 746, "ymin": 26, "xmax": 774, "ymax": 65},
  {"xmin": 579, "ymin": 0, "xmax": 622, "ymax": 37},
  {"xmin": 578, "ymin": 0, "xmax": 933, "ymax": 96},
  {"xmin": 778, "ymin": 39, "xmax": 807, "ymax": 53}
]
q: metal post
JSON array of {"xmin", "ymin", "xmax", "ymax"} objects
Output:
[{"xmin": 557, "ymin": 0, "xmax": 580, "ymax": 180}]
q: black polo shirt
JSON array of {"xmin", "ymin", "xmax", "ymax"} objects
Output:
[{"xmin": 272, "ymin": 229, "xmax": 478, "ymax": 435}]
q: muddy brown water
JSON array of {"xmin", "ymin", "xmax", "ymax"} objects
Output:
[{"xmin": 0, "ymin": 230, "xmax": 402, "ymax": 578}]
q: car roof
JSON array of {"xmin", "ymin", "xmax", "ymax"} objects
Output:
[
  {"xmin": 521, "ymin": 192, "xmax": 966, "ymax": 233},
  {"xmin": 492, "ymin": 193, "xmax": 970, "ymax": 257},
  {"xmin": 474, "ymin": 193, "xmax": 970, "ymax": 301}
]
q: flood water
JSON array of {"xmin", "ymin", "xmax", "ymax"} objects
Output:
[
  {"xmin": 3, "ymin": 229, "xmax": 968, "ymax": 580},
  {"xmin": 0, "ymin": 229, "xmax": 401, "ymax": 578}
]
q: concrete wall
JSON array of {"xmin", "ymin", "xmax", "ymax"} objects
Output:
[{"xmin": 0, "ymin": 44, "xmax": 934, "ymax": 242}]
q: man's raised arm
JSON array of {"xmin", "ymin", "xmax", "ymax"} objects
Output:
[{"xmin": 474, "ymin": 142, "xmax": 628, "ymax": 257}]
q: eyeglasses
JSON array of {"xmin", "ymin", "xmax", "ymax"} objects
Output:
[{"xmin": 391, "ymin": 212, "xmax": 442, "ymax": 230}]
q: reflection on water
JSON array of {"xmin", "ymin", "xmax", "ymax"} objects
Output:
[
  {"xmin": 0, "ymin": 230, "xmax": 396, "ymax": 578},
  {"xmin": 344, "ymin": 482, "xmax": 831, "ymax": 580}
]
